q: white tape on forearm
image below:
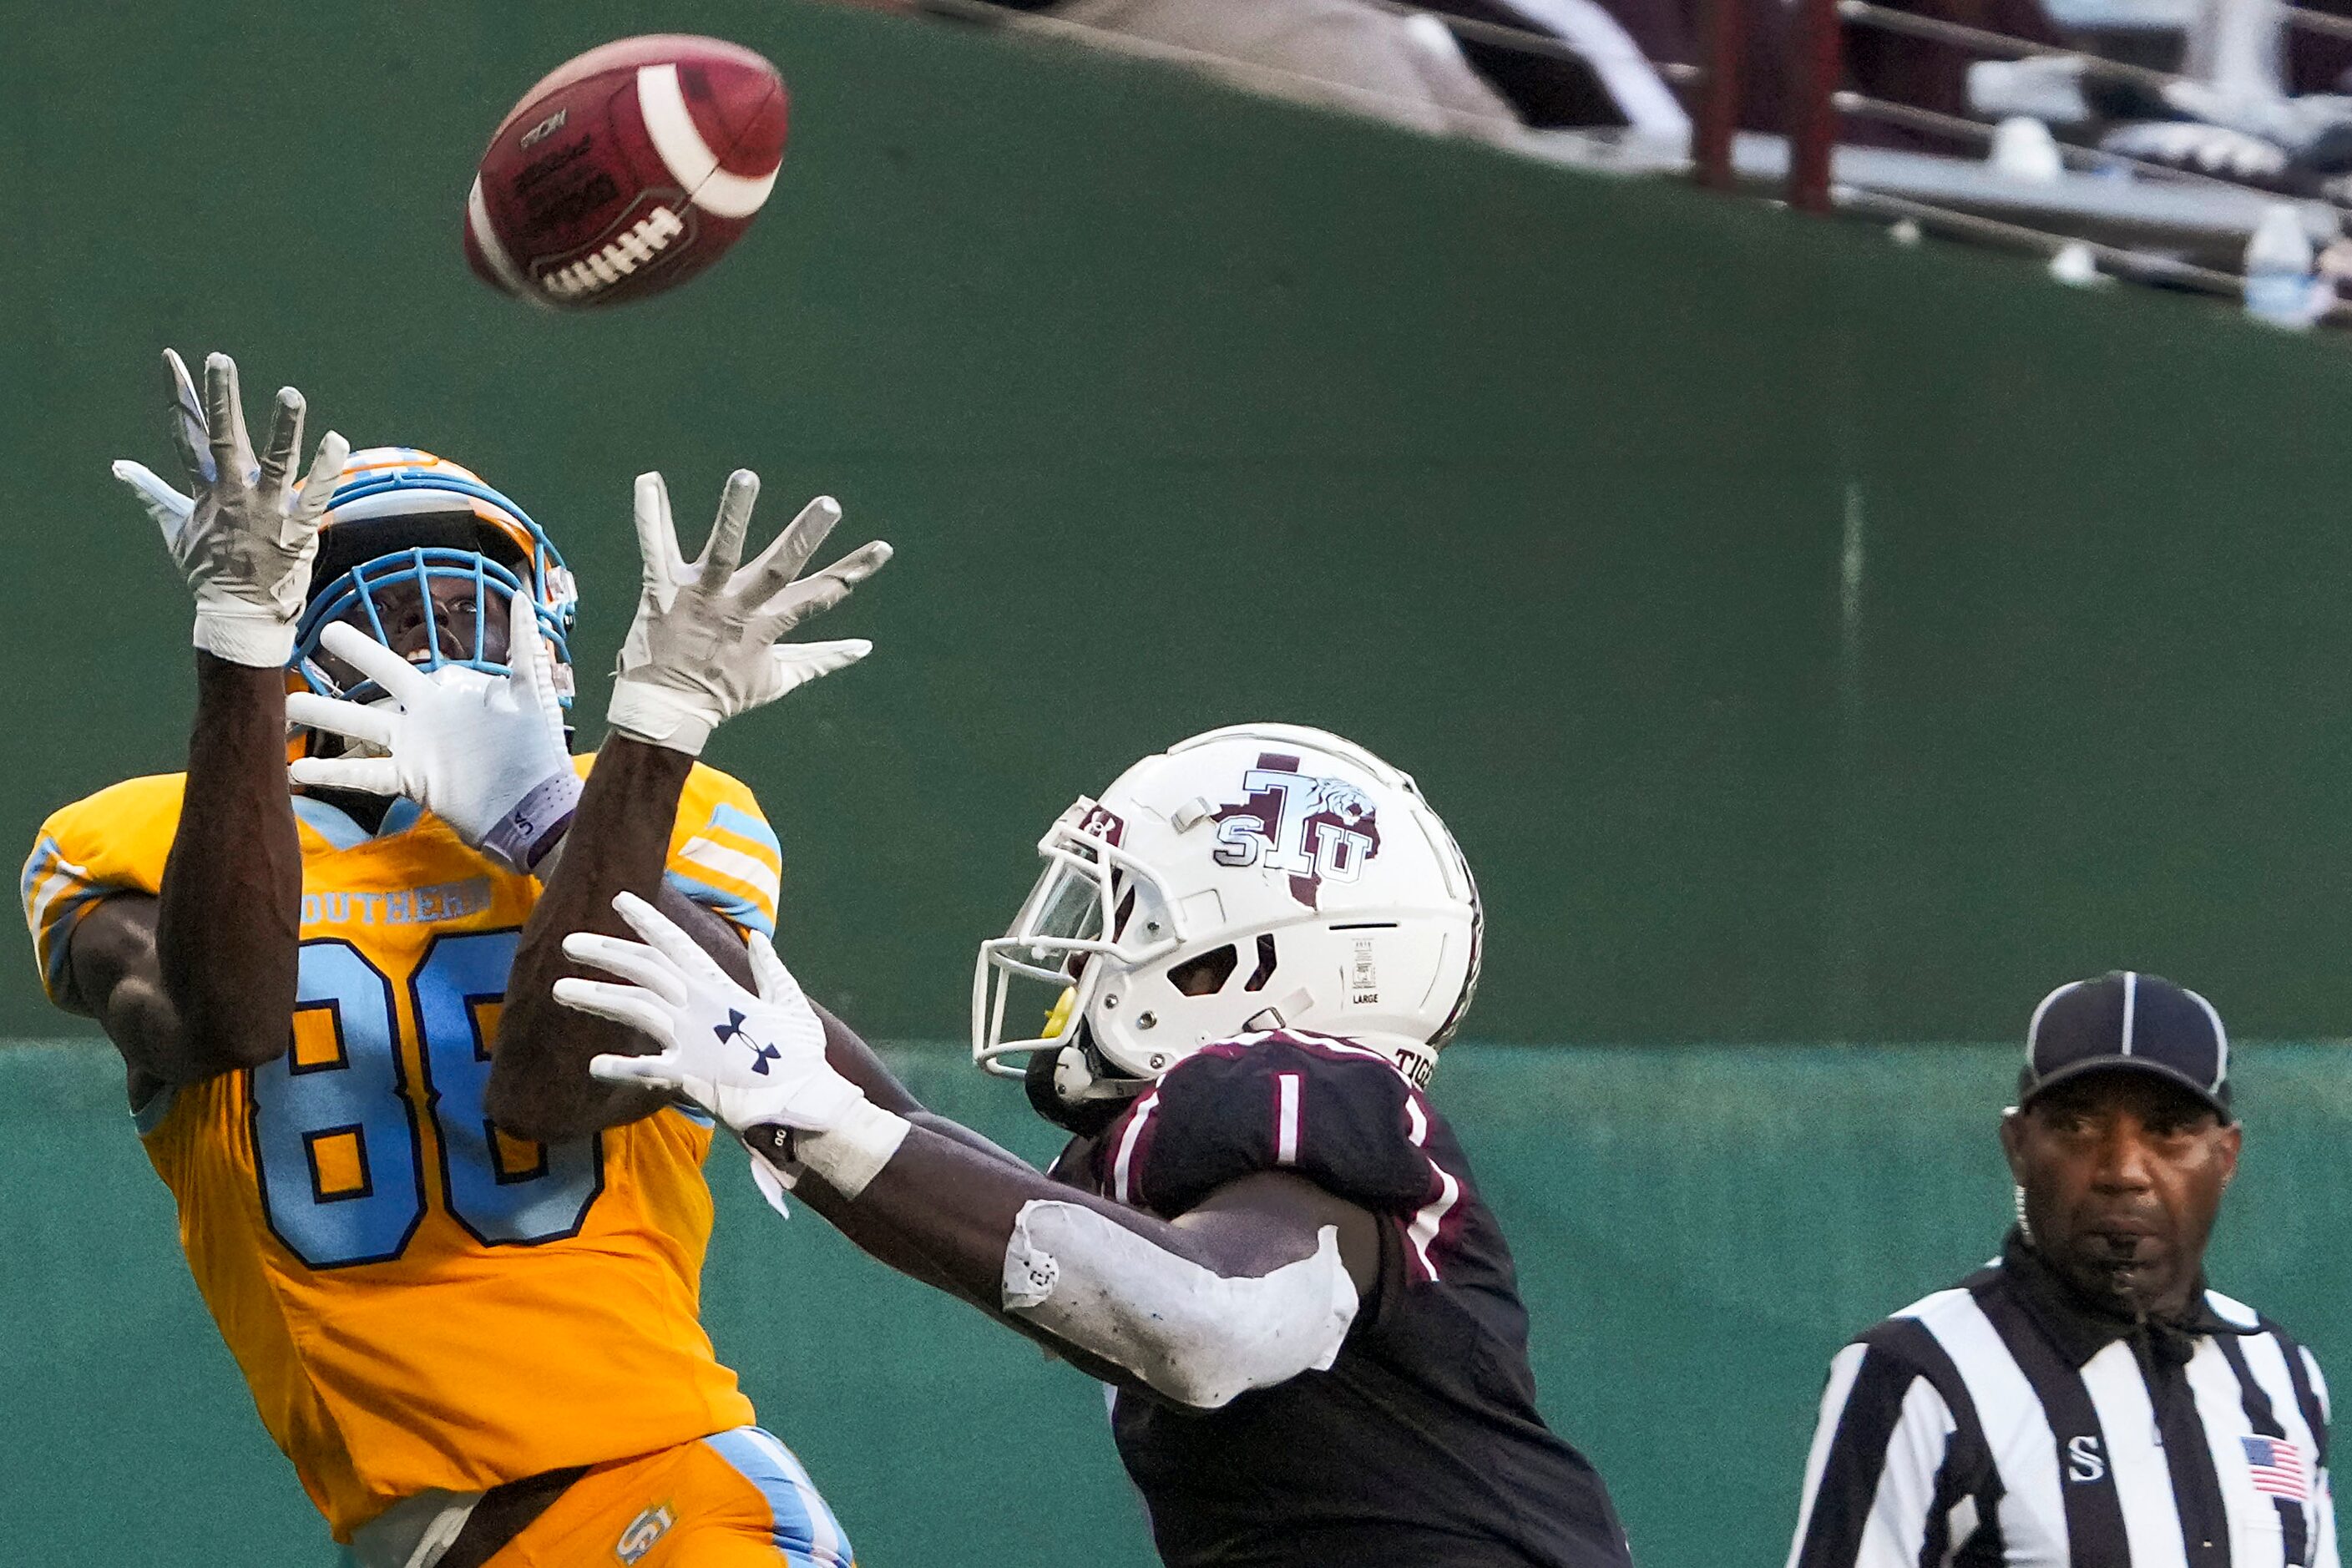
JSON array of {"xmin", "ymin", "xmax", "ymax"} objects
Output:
[
  {"xmin": 606, "ymin": 678, "xmax": 716, "ymax": 757},
  {"xmin": 194, "ymin": 606, "xmax": 297, "ymax": 668},
  {"xmin": 1000, "ymin": 1200, "xmax": 1358, "ymax": 1409},
  {"xmin": 791, "ymin": 1099, "xmax": 911, "ymax": 1200}
]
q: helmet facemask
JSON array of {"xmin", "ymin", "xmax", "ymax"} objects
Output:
[
  {"xmin": 296, "ymin": 545, "xmax": 575, "ymax": 710},
  {"xmin": 286, "ymin": 453, "xmax": 580, "ymax": 762},
  {"xmin": 974, "ymin": 801, "xmax": 1186, "ymax": 1088},
  {"xmin": 974, "ymin": 800, "xmax": 1342, "ymax": 1102}
]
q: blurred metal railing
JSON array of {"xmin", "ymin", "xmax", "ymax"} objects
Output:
[{"xmin": 911, "ymin": 0, "xmax": 2352, "ymax": 326}]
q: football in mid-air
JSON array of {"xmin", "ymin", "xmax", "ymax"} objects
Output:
[{"xmin": 465, "ymin": 34, "xmax": 788, "ymax": 309}]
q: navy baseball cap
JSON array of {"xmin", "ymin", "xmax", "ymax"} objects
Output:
[{"xmin": 2018, "ymin": 970, "xmax": 2233, "ymax": 1120}]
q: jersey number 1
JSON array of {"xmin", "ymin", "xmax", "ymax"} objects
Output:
[{"xmin": 249, "ymin": 931, "xmax": 603, "ymax": 1268}]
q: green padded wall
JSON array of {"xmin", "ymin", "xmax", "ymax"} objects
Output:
[
  {"xmin": 12, "ymin": 3, "xmax": 2352, "ymax": 1563},
  {"xmin": 13, "ymin": 0, "xmax": 2352, "ymax": 1046},
  {"xmin": 5, "ymin": 1039, "xmax": 2348, "ymax": 1565}
]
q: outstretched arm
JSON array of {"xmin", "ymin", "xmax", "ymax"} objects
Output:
[
  {"xmin": 491, "ymin": 736, "xmax": 733, "ymax": 1138},
  {"xmin": 560, "ymin": 893, "xmax": 1379, "ymax": 1408},
  {"xmin": 281, "ymin": 467, "xmax": 894, "ymax": 1142},
  {"xmin": 487, "ymin": 737, "xmax": 925, "ymax": 1140},
  {"xmin": 782, "ymin": 1120, "xmax": 1378, "ymax": 1313},
  {"xmin": 75, "ymin": 350, "xmax": 346, "ymax": 1095},
  {"xmin": 493, "ymin": 470, "xmax": 891, "ymax": 1141},
  {"xmin": 60, "ymin": 664, "xmax": 311, "ymax": 1094}
]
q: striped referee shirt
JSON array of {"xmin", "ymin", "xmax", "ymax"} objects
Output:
[{"xmin": 1788, "ymin": 1232, "xmax": 2336, "ymax": 1568}]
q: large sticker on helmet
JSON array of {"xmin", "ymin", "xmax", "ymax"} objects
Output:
[{"xmin": 1210, "ymin": 751, "xmax": 1381, "ymax": 908}]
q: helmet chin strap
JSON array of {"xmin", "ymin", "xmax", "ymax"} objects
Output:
[{"xmin": 1025, "ymin": 1029, "xmax": 1151, "ymax": 1138}]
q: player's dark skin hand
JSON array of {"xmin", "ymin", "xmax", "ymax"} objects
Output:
[{"xmin": 2000, "ymin": 1071, "xmax": 2242, "ymax": 1320}]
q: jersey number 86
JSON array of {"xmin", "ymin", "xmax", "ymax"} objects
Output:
[{"xmin": 250, "ymin": 931, "xmax": 601, "ymax": 1268}]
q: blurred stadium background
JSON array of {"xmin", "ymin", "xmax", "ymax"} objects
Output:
[{"xmin": 11, "ymin": 0, "xmax": 2352, "ymax": 1561}]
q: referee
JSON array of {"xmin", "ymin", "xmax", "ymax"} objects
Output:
[{"xmin": 1786, "ymin": 971, "xmax": 2337, "ymax": 1568}]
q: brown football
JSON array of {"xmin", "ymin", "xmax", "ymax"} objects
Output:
[{"xmin": 465, "ymin": 34, "xmax": 788, "ymax": 309}]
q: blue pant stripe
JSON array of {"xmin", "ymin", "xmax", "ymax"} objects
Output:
[
  {"xmin": 746, "ymin": 1428, "xmax": 852, "ymax": 1561},
  {"xmin": 702, "ymin": 1426, "xmax": 851, "ymax": 1566}
]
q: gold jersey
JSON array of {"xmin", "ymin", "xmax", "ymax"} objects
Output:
[{"xmin": 19, "ymin": 758, "xmax": 786, "ymax": 1539}]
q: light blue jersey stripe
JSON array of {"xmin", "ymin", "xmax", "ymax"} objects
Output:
[
  {"xmin": 291, "ymin": 797, "xmax": 373, "ymax": 849},
  {"xmin": 132, "ymin": 1085, "xmax": 177, "ymax": 1136},
  {"xmin": 664, "ymin": 869, "xmax": 774, "ymax": 936},
  {"xmin": 36, "ymin": 884, "xmax": 110, "ymax": 994},
  {"xmin": 708, "ymin": 802, "xmax": 781, "ymax": 856},
  {"xmin": 291, "ymin": 796, "xmax": 427, "ymax": 846},
  {"xmin": 20, "ymin": 836, "xmax": 56, "ymax": 905},
  {"xmin": 702, "ymin": 1426, "xmax": 852, "ymax": 1566}
]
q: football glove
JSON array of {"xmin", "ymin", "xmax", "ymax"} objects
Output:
[
  {"xmin": 112, "ymin": 349, "xmax": 348, "ymax": 667},
  {"xmin": 605, "ymin": 469, "xmax": 893, "ymax": 756},
  {"xmin": 286, "ymin": 590, "xmax": 579, "ymax": 869},
  {"xmin": 563, "ymin": 891, "xmax": 867, "ymax": 1133}
]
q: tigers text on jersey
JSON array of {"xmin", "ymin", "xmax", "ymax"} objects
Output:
[
  {"xmin": 1788, "ymin": 1232, "xmax": 2338, "ymax": 1568},
  {"xmin": 18, "ymin": 759, "xmax": 786, "ymax": 1540},
  {"xmin": 1060, "ymin": 1029, "xmax": 1633, "ymax": 1568}
]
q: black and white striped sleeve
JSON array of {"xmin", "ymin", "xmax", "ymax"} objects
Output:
[
  {"xmin": 1787, "ymin": 1322, "xmax": 1998, "ymax": 1568},
  {"xmin": 2304, "ymin": 1345, "xmax": 2339, "ymax": 1568}
]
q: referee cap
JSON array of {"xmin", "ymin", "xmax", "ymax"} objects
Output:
[{"xmin": 2019, "ymin": 970, "xmax": 2232, "ymax": 1120}]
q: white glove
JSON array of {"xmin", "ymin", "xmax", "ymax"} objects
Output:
[
  {"xmin": 113, "ymin": 349, "xmax": 349, "ymax": 667},
  {"xmin": 563, "ymin": 891, "xmax": 866, "ymax": 1131},
  {"xmin": 607, "ymin": 469, "xmax": 893, "ymax": 756},
  {"xmin": 286, "ymin": 590, "xmax": 579, "ymax": 868}
]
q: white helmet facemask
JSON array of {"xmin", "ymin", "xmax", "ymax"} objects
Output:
[
  {"xmin": 974, "ymin": 724, "xmax": 1482, "ymax": 1114},
  {"xmin": 973, "ymin": 802, "xmax": 1188, "ymax": 1085}
]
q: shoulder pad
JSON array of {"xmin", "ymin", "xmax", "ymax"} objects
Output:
[{"xmin": 1100, "ymin": 1031, "xmax": 1438, "ymax": 1217}]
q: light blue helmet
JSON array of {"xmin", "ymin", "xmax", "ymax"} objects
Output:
[{"xmin": 291, "ymin": 448, "xmax": 579, "ymax": 708}]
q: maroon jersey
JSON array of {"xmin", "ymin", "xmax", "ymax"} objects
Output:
[{"xmin": 1056, "ymin": 1030, "xmax": 1631, "ymax": 1568}]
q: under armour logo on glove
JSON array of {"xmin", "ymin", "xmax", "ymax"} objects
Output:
[
  {"xmin": 714, "ymin": 1009, "xmax": 782, "ymax": 1075},
  {"xmin": 570, "ymin": 891, "xmax": 873, "ymax": 1136}
]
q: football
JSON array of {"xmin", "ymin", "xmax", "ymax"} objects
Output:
[{"xmin": 464, "ymin": 34, "xmax": 788, "ymax": 309}]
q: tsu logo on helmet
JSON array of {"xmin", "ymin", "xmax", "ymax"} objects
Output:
[
  {"xmin": 1211, "ymin": 752, "xmax": 1382, "ymax": 908},
  {"xmin": 974, "ymin": 723, "xmax": 1479, "ymax": 1095}
]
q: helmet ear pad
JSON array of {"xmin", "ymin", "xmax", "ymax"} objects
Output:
[{"xmin": 1024, "ymin": 1032, "xmax": 1136, "ymax": 1139}]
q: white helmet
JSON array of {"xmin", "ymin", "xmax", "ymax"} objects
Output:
[{"xmin": 974, "ymin": 723, "xmax": 1483, "ymax": 1120}]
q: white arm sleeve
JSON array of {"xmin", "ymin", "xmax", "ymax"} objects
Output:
[
  {"xmin": 1001, "ymin": 1198, "xmax": 1358, "ymax": 1410},
  {"xmin": 1786, "ymin": 1343, "xmax": 1965, "ymax": 1568},
  {"xmin": 2309, "ymin": 1348, "xmax": 2340, "ymax": 1568}
]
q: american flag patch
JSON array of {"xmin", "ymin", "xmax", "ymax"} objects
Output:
[{"xmin": 2242, "ymin": 1436, "xmax": 2309, "ymax": 1502}]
